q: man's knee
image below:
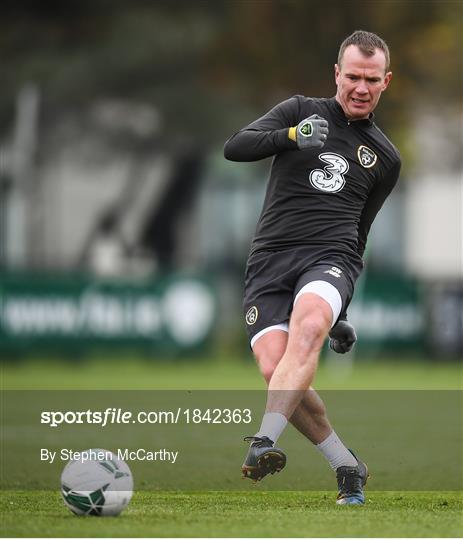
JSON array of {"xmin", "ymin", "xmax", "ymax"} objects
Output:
[
  {"xmin": 293, "ymin": 316, "xmax": 328, "ymax": 353},
  {"xmin": 290, "ymin": 301, "xmax": 332, "ymax": 354},
  {"xmin": 300, "ymin": 316, "xmax": 327, "ymax": 344},
  {"xmin": 254, "ymin": 345, "xmax": 284, "ymax": 384},
  {"xmin": 256, "ymin": 355, "xmax": 278, "ymax": 384},
  {"xmin": 252, "ymin": 331, "xmax": 288, "ymax": 384}
]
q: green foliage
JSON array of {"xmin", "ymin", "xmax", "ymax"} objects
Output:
[{"xmin": 1, "ymin": 1, "xmax": 461, "ymax": 146}]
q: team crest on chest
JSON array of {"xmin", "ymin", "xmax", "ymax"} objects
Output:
[{"xmin": 357, "ymin": 145, "xmax": 377, "ymax": 168}]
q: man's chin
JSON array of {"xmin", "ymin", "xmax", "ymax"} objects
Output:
[
  {"xmin": 347, "ymin": 108, "xmax": 371, "ymax": 120},
  {"xmin": 347, "ymin": 101, "xmax": 376, "ymax": 120}
]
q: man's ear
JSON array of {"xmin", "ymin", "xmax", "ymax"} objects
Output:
[
  {"xmin": 334, "ymin": 64, "xmax": 340, "ymax": 85},
  {"xmin": 382, "ymin": 71, "xmax": 392, "ymax": 91}
]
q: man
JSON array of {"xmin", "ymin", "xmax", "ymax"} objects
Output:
[{"xmin": 224, "ymin": 30, "xmax": 401, "ymax": 505}]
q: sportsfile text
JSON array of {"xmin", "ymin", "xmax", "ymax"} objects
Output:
[
  {"xmin": 40, "ymin": 407, "xmax": 252, "ymax": 427},
  {"xmin": 41, "ymin": 408, "xmax": 134, "ymax": 427}
]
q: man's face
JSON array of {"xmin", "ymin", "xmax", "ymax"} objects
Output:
[{"xmin": 335, "ymin": 45, "xmax": 392, "ymax": 120}]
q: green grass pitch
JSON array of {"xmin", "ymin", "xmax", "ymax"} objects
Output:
[
  {"xmin": 2, "ymin": 354, "xmax": 461, "ymax": 390},
  {"xmin": 2, "ymin": 490, "xmax": 462, "ymax": 537},
  {"xmin": 1, "ymin": 355, "xmax": 462, "ymax": 537}
]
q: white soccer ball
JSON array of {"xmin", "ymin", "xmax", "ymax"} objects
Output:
[{"xmin": 61, "ymin": 449, "xmax": 133, "ymax": 516}]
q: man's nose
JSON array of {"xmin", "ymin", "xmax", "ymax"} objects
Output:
[{"xmin": 355, "ymin": 80, "xmax": 369, "ymax": 94}]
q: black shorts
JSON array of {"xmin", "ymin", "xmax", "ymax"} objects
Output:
[{"xmin": 243, "ymin": 247, "xmax": 357, "ymax": 346}]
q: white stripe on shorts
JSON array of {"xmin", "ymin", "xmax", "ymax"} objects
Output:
[
  {"xmin": 293, "ymin": 280, "xmax": 342, "ymax": 328},
  {"xmin": 250, "ymin": 322, "xmax": 289, "ymax": 350}
]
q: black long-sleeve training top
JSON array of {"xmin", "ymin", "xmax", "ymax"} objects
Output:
[{"xmin": 224, "ymin": 95, "xmax": 401, "ymax": 277}]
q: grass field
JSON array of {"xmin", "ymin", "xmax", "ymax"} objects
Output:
[
  {"xmin": 2, "ymin": 490, "xmax": 462, "ymax": 537},
  {"xmin": 1, "ymin": 355, "xmax": 462, "ymax": 537},
  {"xmin": 2, "ymin": 354, "xmax": 462, "ymax": 389}
]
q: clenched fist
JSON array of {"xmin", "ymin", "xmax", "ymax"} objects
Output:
[
  {"xmin": 329, "ymin": 319, "xmax": 357, "ymax": 354},
  {"xmin": 288, "ymin": 114, "xmax": 329, "ymax": 150}
]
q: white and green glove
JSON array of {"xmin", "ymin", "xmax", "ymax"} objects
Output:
[{"xmin": 288, "ymin": 114, "xmax": 329, "ymax": 150}]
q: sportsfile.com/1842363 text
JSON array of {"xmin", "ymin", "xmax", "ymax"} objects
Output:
[{"xmin": 40, "ymin": 408, "xmax": 252, "ymax": 427}]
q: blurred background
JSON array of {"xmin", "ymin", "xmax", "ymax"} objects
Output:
[{"xmin": 0, "ymin": 0, "xmax": 462, "ymax": 382}]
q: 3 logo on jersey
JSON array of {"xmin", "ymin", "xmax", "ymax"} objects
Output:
[
  {"xmin": 309, "ymin": 153, "xmax": 349, "ymax": 193},
  {"xmin": 309, "ymin": 146, "xmax": 377, "ymax": 193}
]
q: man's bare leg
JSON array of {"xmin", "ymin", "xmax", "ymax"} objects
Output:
[
  {"xmin": 252, "ymin": 328, "xmax": 331, "ymax": 444},
  {"xmin": 242, "ymin": 292, "xmax": 368, "ymax": 505},
  {"xmin": 248, "ymin": 293, "xmax": 357, "ymax": 467},
  {"xmin": 265, "ymin": 294, "xmax": 332, "ymax": 420}
]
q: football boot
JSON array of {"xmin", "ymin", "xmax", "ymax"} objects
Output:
[
  {"xmin": 336, "ymin": 450, "xmax": 369, "ymax": 505},
  {"xmin": 241, "ymin": 436, "xmax": 286, "ymax": 482}
]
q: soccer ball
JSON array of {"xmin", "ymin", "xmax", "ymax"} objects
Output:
[{"xmin": 61, "ymin": 449, "xmax": 133, "ymax": 516}]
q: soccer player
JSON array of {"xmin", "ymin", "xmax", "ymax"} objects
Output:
[{"xmin": 224, "ymin": 30, "xmax": 400, "ymax": 505}]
